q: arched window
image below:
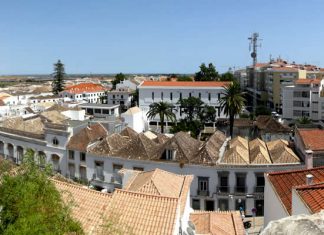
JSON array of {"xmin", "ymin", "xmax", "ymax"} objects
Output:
[{"xmin": 52, "ymin": 137, "xmax": 59, "ymax": 146}]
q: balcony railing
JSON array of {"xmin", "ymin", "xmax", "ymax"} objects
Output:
[
  {"xmin": 235, "ymin": 186, "xmax": 246, "ymax": 193},
  {"xmin": 197, "ymin": 190, "xmax": 209, "ymax": 197},
  {"xmin": 216, "ymin": 186, "xmax": 230, "ymax": 194},
  {"xmin": 254, "ymin": 186, "xmax": 264, "ymax": 193}
]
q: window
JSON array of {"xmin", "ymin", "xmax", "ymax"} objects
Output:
[
  {"xmin": 218, "ymin": 93, "xmax": 221, "ymax": 100},
  {"xmin": 68, "ymin": 150, "xmax": 74, "ymax": 160},
  {"xmin": 192, "ymin": 199, "xmax": 200, "ymax": 210},
  {"xmin": 113, "ymin": 95, "xmax": 115, "ymax": 98},
  {"xmin": 218, "ymin": 172, "xmax": 229, "ymax": 193},
  {"xmin": 199, "ymin": 93, "xmax": 201, "ymax": 99},
  {"xmin": 113, "ymin": 164, "xmax": 123, "ymax": 173},
  {"xmin": 180, "ymin": 92, "xmax": 182, "ymax": 100},
  {"xmin": 235, "ymin": 173, "xmax": 246, "ymax": 193},
  {"xmin": 95, "ymin": 109, "xmax": 101, "ymax": 114},
  {"xmin": 121, "ymin": 95, "xmax": 123, "ymax": 99},
  {"xmin": 189, "ymin": 92, "xmax": 192, "ymax": 97},
  {"xmin": 255, "ymin": 174, "xmax": 265, "ymax": 193},
  {"xmin": 102, "ymin": 109, "xmax": 109, "ymax": 114},
  {"xmin": 162, "ymin": 149, "xmax": 174, "ymax": 160},
  {"xmin": 133, "ymin": 166, "xmax": 144, "ymax": 171},
  {"xmin": 170, "ymin": 92, "xmax": 173, "ymax": 100},
  {"xmin": 218, "ymin": 199, "xmax": 229, "ymax": 211},
  {"xmin": 113, "ymin": 101, "xmax": 115, "ymax": 104},
  {"xmin": 161, "ymin": 92, "xmax": 164, "ymax": 100},
  {"xmin": 52, "ymin": 137, "xmax": 59, "ymax": 146},
  {"xmin": 198, "ymin": 177, "xmax": 209, "ymax": 193},
  {"xmin": 205, "ymin": 200, "xmax": 214, "ymax": 211},
  {"xmin": 152, "ymin": 92, "xmax": 154, "ymax": 100},
  {"xmin": 80, "ymin": 152, "xmax": 86, "ymax": 162},
  {"xmin": 95, "ymin": 161, "xmax": 104, "ymax": 180},
  {"xmin": 208, "ymin": 93, "xmax": 211, "ymax": 101}
]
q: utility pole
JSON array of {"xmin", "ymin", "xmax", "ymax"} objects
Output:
[{"xmin": 248, "ymin": 33, "xmax": 261, "ymax": 115}]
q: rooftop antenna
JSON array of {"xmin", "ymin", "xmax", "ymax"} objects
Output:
[{"xmin": 248, "ymin": 32, "xmax": 262, "ymax": 115}]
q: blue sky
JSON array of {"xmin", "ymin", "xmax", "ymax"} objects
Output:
[{"xmin": 0, "ymin": 0, "xmax": 323, "ymax": 74}]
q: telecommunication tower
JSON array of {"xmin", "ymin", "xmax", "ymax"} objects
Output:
[{"xmin": 248, "ymin": 33, "xmax": 261, "ymax": 114}]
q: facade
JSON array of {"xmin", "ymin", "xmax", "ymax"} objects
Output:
[
  {"xmin": 264, "ymin": 167, "xmax": 324, "ymax": 226},
  {"xmin": 78, "ymin": 103, "xmax": 120, "ymax": 118},
  {"xmin": 60, "ymin": 83, "xmax": 107, "ymax": 103},
  {"xmin": 107, "ymin": 88, "xmax": 133, "ymax": 109},
  {"xmin": 116, "ymin": 79, "xmax": 138, "ymax": 91},
  {"xmin": 65, "ymin": 128, "xmax": 302, "ymax": 216},
  {"xmin": 246, "ymin": 58, "xmax": 324, "ymax": 112},
  {"xmin": 28, "ymin": 95, "xmax": 62, "ymax": 104},
  {"xmin": 138, "ymin": 81, "xmax": 230, "ymax": 124},
  {"xmin": 121, "ymin": 106, "xmax": 147, "ymax": 133},
  {"xmin": 282, "ymin": 79, "xmax": 324, "ymax": 121}
]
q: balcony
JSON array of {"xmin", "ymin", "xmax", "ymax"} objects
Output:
[
  {"xmin": 254, "ymin": 186, "xmax": 264, "ymax": 193},
  {"xmin": 216, "ymin": 186, "xmax": 230, "ymax": 194},
  {"xmin": 93, "ymin": 173, "xmax": 105, "ymax": 182},
  {"xmin": 197, "ymin": 190, "xmax": 209, "ymax": 197},
  {"xmin": 235, "ymin": 186, "xmax": 246, "ymax": 194}
]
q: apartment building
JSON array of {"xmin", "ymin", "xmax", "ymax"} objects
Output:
[
  {"xmin": 138, "ymin": 81, "xmax": 230, "ymax": 124},
  {"xmin": 282, "ymin": 79, "xmax": 324, "ymax": 121},
  {"xmin": 60, "ymin": 83, "xmax": 107, "ymax": 103},
  {"xmin": 246, "ymin": 58, "xmax": 324, "ymax": 113},
  {"xmin": 107, "ymin": 88, "xmax": 133, "ymax": 109}
]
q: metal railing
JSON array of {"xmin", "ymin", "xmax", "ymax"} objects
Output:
[
  {"xmin": 197, "ymin": 190, "xmax": 209, "ymax": 197},
  {"xmin": 235, "ymin": 186, "xmax": 246, "ymax": 193},
  {"xmin": 254, "ymin": 186, "xmax": 264, "ymax": 193},
  {"xmin": 216, "ymin": 186, "xmax": 230, "ymax": 193}
]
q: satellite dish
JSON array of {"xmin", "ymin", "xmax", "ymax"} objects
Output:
[{"xmin": 251, "ymin": 52, "xmax": 257, "ymax": 58}]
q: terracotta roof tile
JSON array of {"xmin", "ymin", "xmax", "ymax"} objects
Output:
[
  {"xmin": 105, "ymin": 189, "xmax": 179, "ymax": 235},
  {"xmin": 297, "ymin": 129, "xmax": 324, "ymax": 151},
  {"xmin": 53, "ymin": 179, "xmax": 111, "ymax": 234},
  {"xmin": 67, "ymin": 123, "xmax": 108, "ymax": 152},
  {"xmin": 65, "ymin": 83, "xmax": 106, "ymax": 94},
  {"xmin": 255, "ymin": 116, "xmax": 290, "ymax": 133},
  {"xmin": 140, "ymin": 81, "xmax": 231, "ymax": 87},
  {"xmin": 190, "ymin": 211, "xmax": 245, "ymax": 235},
  {"xmin": 295, "ymin": 183, "xmax": 324, "ymax": 213},
  {"xmin": 295, "ymin": 79, "xmax": 321, "ymax": 85},
  {"xmin": 267, "ymin": 140, "xmax": 300, "ymax": 164},
  {"xmin": 267, "ymin": 167, "xmax": 324, "ymax": 214}
]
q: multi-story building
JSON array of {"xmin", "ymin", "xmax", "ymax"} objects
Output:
[
  {"xmin": 138, "ymin": 81, "xmax": 230, "ymax": 124},
  {"xmin": 60, "ymin": 83, "xmax": 107, "ymax": 103},
  {"xmin": 282, "ymin": 79, "xmax": 324, "ymax": 121},
  {"xmin": 246, "ymin": 58, "xmax": 324, "ymax": 113},
  {"xmin": 107, "ymin": 88, "xmax": 133, "ymax": 109}
]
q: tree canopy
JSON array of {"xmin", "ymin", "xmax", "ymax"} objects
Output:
[
  {"xmin": 194, "ymin": 63, "xmax": 220, "ymax": 81},
  {"xmin": 177, "ymin": 96, "xmax": 204, "ymax": 122},
  {"xmin": 220, "ymin": 82, "xmax": 246, "ymax": 138},
  {"xmin": 220, "ymin": 72, "xmax": 235, "ymax": 81},
  {"xmin": 0, "ymin": 150, "xmax": 83, "ymax": 235},
  {"xmin": 112, "ymin": 73, "xmax": 126, "ymax": 89},
  {"xmin": 176, "ymin": 75, "xmax": 193, "ymax": 81},
  {"xmin": 52, "ymin": 60, "xmax": 65, "ymax": 95},
  {"xmin": 146, "ymin": 101, "xmax": 175, "ymax": 133}
]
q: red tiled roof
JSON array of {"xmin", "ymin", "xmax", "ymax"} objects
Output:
[
  {"xmin": 190, "ymin": 211, "xmax": 245, "ymax": 235},
  {"xmin": 65, "ymin": 83, "xmax": 106, "ymax": 94},
  {"xmin": 295, "ymin": 183, "xmax": 324, "ymax": 213},
  {"xmin": 295, "ymin": 79, "xmax": 321, "ymax": 85},
  {"xmin": 267, "ymin": 167, "xmax": 324, "ymax": 214},
  {"xmin": 140, "ymin": 81, "xmax": 231, "ymax": 87},
  {"xmin": 297, "ymin": 129, "xmax": 324, "ymax": 151}
]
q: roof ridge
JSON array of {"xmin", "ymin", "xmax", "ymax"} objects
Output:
[
  {"xmin": 294, "ymin": 182, "xmax": 324, "ymax": 190},
  {"xmin": 268, "ymin": 166, "xmax": 324, "ymax": 176},
  {"xmin": 114, "ymin": 188, "xmax": 179, "ymax": 200},
  {"xmin": 52, "ymin": 179, "xmax": 112, "ymax": 197}
]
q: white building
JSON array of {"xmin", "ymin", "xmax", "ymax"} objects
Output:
[
  {"xmin": 116, "ymin": 79, "xmax": 138, "ymax": 91},
  {"xmin": 78, "ymin": 103, "xmax": 119, "ymax": 118},
  {"xmin": 264, "ymin": 167, "xmax": 324, "ymax": 226},
  {"xmin": 121, "ymin": 106, "xmax": 147, "ymax": 133},
  {"xmin": 282, "ymin": 79, "xmax": 323, "ymax": 121},
  {"xmin": 138, "ymin": 81, "xmax": 230, "ymax": 124},
  {"xmin": 107, "ymin": 88, "xmax": 133, "ymax": 109},
  {"xmin": 60, "ymin": 83, "xmax": 107, "ymax": 103}
]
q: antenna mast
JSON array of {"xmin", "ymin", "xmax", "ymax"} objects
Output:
[{"xmin": 248, "ymin": 32, "xmax": 261, "ymax": 115}]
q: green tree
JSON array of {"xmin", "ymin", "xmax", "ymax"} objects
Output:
[
  {"xmin": 112, "ymin": 73, "xmax": 126, "ymax": 90},
  {"xmin": 297, "ymin": 116, "xmax": 312, "ymax": 125},
  {"xmin": 177, "ymin": 75, "xmax": 193, "ymax": 81},
  {"xmin": 220, "ymin": 72, "xmax": 234, "ymax": 81},
  {"xmin": 178, "ymin": 97, "xmax": 204, "ymax": 122},
  {"xmin": 220, "ymin": 82, "xmax": 246, "ymax": 138},
  {"xmin": 0, "ymin": 149, "xmax": 83, "ymax": 235},
  {"xmin": 194, "ymin": 63, "xmax": 219, "ymax": 81},
  {"xmin": 52, "ymin": 60, "xmax": 65, "ymax": 95},
  {"xmin": 255, "ymin": 105, "xmax": 271, "ymax": 116},
  {"xmin": 170, "ymin": 119, "xmax": 202, "ymax": 138},
  {"xmin": 131, "ymin": 89, "xmax": 139, "ymax": 107},
  {"xmin": 147, "ymin": 101, "xmax": 176, "ymax": 133},
  {"xmin": 199, "ymin": 105, "xmax": 217, "ymax": 123}
]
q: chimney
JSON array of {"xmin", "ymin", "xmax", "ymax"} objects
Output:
[
  {"xmin": 306, "ymin": 174, "xmax": 314, "ymax": 185},
  {"xmin": 305, "ymin": 149, "xmax": 313, "ymax": 169}
]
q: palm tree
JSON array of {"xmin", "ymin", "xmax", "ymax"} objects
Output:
[
  {"xmin": 147, "ymin": 101, "xmax": 176, "ymax": 133},
  {"xmin": 220, "ymin": 82, "xmax": 246, "ymax": 138}
]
